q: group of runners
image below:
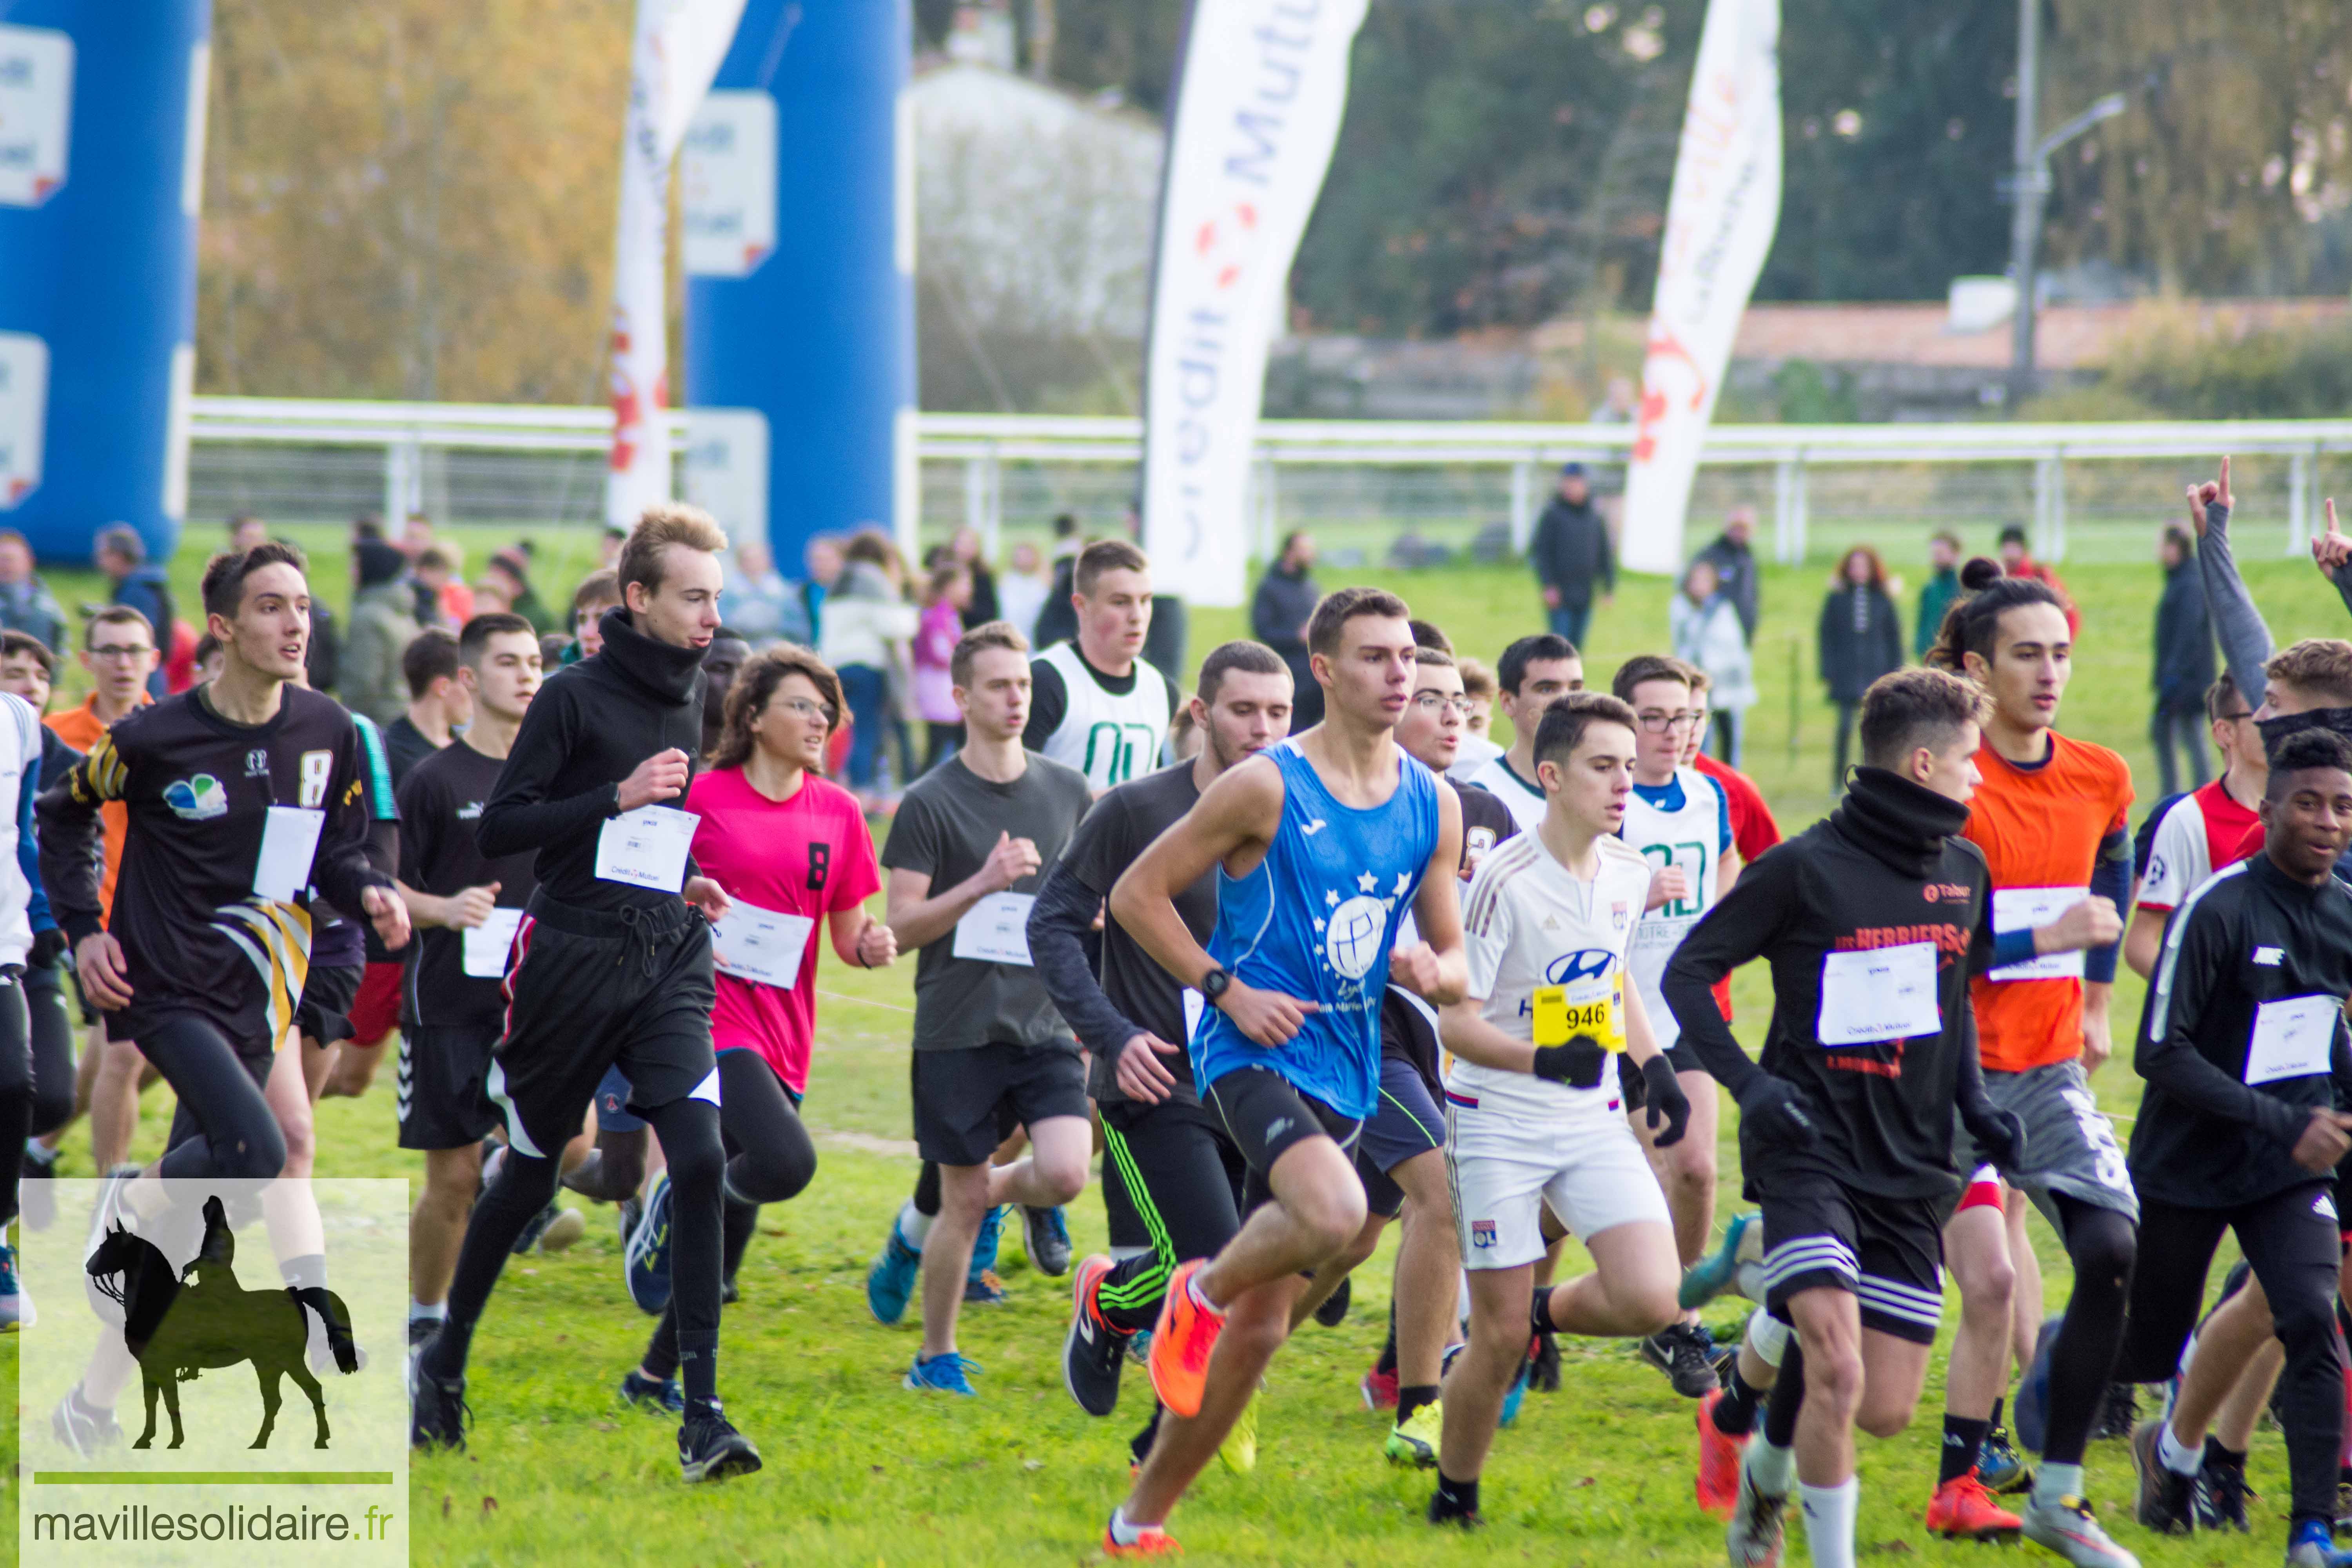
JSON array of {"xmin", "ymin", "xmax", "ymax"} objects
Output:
[{"xmin": 11, "ymin": 472, "xmax": 2352, "ymax": 1566}]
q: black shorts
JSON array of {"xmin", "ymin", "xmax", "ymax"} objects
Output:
[
  {"xmin": 909, "ymin": 1041, "xmax": 1088, "ymax": 1166},
  {"xmin": 1756, "ymin": 1164, "xmax": 1947, "ymax": 1345},
  {"xmin": 1203, "ymin": 1065, "xmax": 1363, "ymax": 1217},
  {"xmin": 296, "ymin": 961, "xmax": 364, "ymax": 1047},
  {"xmin": 487, "ymin": 895, "xmax": 718, "ymax": 1160},
  {"xmin": 397, "ymin": 1024, "xmax": 503, "ymax": 1151},
  {"xmin": 1356, "ymin": 1054, "xmax": 1444, "ymax": 1218},
  {"xmin": 1095, "ymin": 1094, "xmax": 1250, "ymax": 1335}
]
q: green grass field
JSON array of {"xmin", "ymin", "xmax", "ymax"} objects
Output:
[{"xmin": 8, "ymin": 536, "xmax": 2347, "ymax": 1565}]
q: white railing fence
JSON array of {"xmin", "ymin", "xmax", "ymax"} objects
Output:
[{"xmin": 188, "ymin": 399, "xmax": 2352, "ymax": 570}]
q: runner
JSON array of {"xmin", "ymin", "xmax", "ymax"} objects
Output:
[
  {"xmin": 1025, "ymin": 539, "xmax": 1179, "ymax": 793},
  {"xmin": 2115, "ymin": 727, "xmax": 2352, "ymax": 1568},
  {"xmin": 2124, "ymin": 675, "xmax": 2261, "ymax": 981},
  {"xmin": 621, "ymin": 644, "xmax": 895, "ymax": 1410},
  {"xmin": 1294, "ymin": 644, "xmax": 1512, "ymax": 1468},
  {"xmin": 0, "ymin": 680, "xmax": 54, "ymax": 1328},
  {"xmin": 1459, "ymin": 633, "xmax": 1583, "ymax": 832},
  {"xmin": 382, "ymin": 627, "xmax": 462, "ymax": 782},
  {"xmin": 878, "ymin": 620, "xmax": 1093, "ymax": 1396},
  {"xmin": 1035, "ymin": 641, "xmax": 1292, "ymax": 1466},
  {"xmin": 1664, "ymin": 667, "xmax": 2024, "ymax": 1568},
  {"xmin": 395, "ymin": 613, "xmax": 545, "ymax": 1348},
  {"xmin": 407, "ymin": 504, "xmax": 759, "ymax": 1483},
  {"xmin": 1100, "ymin": 586, "xmax": 1465, "ymax": 1557},
  {"xmin": 1926, "ymin": 561, "xmax": 2139, "ymax": 1567},
  {"xmin": 1429, "ymin": 690, "xmax": 1686, "ymax": 1524},
  {"xmin": 0, "ymin": 633, "xmax": 81, "ymax": 1234},
  {"xmin": 1611, "ymin": 653, "xmax": 1742, "ymax": 1394}
]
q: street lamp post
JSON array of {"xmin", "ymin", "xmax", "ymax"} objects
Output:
[{"xmin": 2004, "ymin": 0, "xmax": 2128, "ymax": 408}]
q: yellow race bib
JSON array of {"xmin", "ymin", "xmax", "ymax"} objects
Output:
[{"xmin": 1532, "ymin": 971, "xmax": 1625, "ymax": 1052}]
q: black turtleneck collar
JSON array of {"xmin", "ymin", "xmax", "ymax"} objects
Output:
[
  {"xmin": 1830, "ymin": 765, "xmax": 1972, "ymax": 880},
  {"xmin": 595, "ymin": 605, "xmax": 708, "ymax": 707}
]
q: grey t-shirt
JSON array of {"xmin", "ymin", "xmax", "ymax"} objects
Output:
[{"xmin": 881, "ymin": 749, "xmax": 1094, "ymax": 1051}]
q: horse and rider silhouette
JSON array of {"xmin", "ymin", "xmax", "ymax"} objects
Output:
[{"xmin": 84, "ymin": 1194, "xmax": 359, "ymax": 1450}]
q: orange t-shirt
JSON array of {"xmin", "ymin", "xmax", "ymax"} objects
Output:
[
  {"xmin": 1963, "ymin": 731, "xmax": 2132, "ymax": 1073},
  {"xmin": 45, "ymin": 693, "xmax": 151, "ymax": 920}
]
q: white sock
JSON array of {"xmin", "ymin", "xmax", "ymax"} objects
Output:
[
  {"xmin": 1107, "ymin": 1507, "xmax": 1156, "ymax": 1546},
  {"xmin": 1797, "ymin": 1478, "xmax": 1858, "ymax": 1568},
  {"xmin": 897, "ymin": 1200, "xmax": 933, "ymax": 1251},
  {"xmin": 2157, "ymin": 1422, "xmax": 2201, "ymax": 1477},
  {"xmin": 1187, "ymin": 1269, "xmax": 1225, "ymax": 1316},
  {"xmin": 22, "ymin": 1141, "xmax": 56, "ymax": 1169},
  {"xmin": 1745, "ymin": 1436, "xmax": 1795, "ymax": 1497},
  {"xmin": 2033, "ymin": 1461, "xmax": 2083, "ymax": 1506},
  {"xmin": 409, "ymin": 1299, "xmax": 445, "ymax": 1324}
]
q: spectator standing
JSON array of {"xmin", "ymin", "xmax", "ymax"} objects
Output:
[
  {"xmin": 1250, "ymin": 529, "xmax": 1324, "ymax": 729},
  {"xmin": 912, "ymin": 562, "xmax": 969, "ymax": 772},
  {"xmin": 949, "ymin": 527, "xmax": 999, "ymax": 627},
  {"xmin": 227, "ymin": 514, "xmax": 268, "ymax": 554},
  {"xmin": 345, "ymin": 537, "xmax": 423, "ymax": 726},
  {"xmin": 720, "ymin": 536, "xmax": 811, "ymax": 648},
  {"xmin": 996, "ymin": 541, "xmax": 1049, "ymax": 642},
  {"xmin": 819, "ymin": 530, "xmax": 918, "ymax": 809},
  {"xmin": 1996, "ymin": 523, "xmax": 2078, "ymax": 635},
  {"xmin": 484, "ymin": 547, "xmax": 557, "ymax": 637},
  {"xmin": 1914, "ymin": 530, "xmax": 1962, "ymax": 659},
  {"xmin": 93, "ymin": 525, "xmax": 172, "ymax": 700},
  {"xmin": 2150, "ymin": 522, "xmax": 2214, "ymax": 797},
  {"xmin": 1528, "ymin": 463, "xmax": 1613, "ymax": 646},
  {"xmin": 0, "ymin": 532, "xmax": 67, "ymax": 655},
  {"xmin": 1032, "ymin": 513, "xmax": 1083, "ymax": 649},
  {"xmin": 413, "ymin": 547, "xmax": 474, "ymax": 631},
  {"xmin": 1691, "ymin": 506, "xmax": 1761, "ymax": 641},
  {"xmin": 1816, "ymin": 545, "xmax": 1906, "ymax": 791},
  {"xmin": 801, "ymin": 535, "xmax": 843, "ymax": 648},
  {"xmin": 1671, "ymin": 557, "xmax": 1756, "ymax": 765}
]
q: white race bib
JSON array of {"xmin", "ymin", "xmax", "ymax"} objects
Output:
[
  {"xmin": 952, "ymin": 891, "xmax": 1035, "ymax": 966},
  {"xmin": 1987, "ymin": 886, "xmax": 2092, "ymax": 982},
  {"xmin": 1818, "ymin": 941, "xmax": 1941, "ymax": 1046},
  {"xmin": 594, "ymin": 805, "xmax": 699, "ymax": 893},
  {"xmin": 711, "ymin": 900, "xmax": 817, "ymax": 990},
  {"xmin": 254, "ymin": 806, "xmax": 325, "ymax": 904},
  {"xmin": 2247, "ymin": 994, "xmax": 2341, "ymax": 1086},
  {"xmin": 461, "ymin": 907, "xmax": 525, "ymax": 979}
]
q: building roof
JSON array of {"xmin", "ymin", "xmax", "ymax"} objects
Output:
[{"xmin": 1726, "ymin": 296, "xmax": 2351, "ymax": 371}]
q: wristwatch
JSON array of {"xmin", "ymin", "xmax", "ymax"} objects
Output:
[{"xmin": 1200, "ymin": 966, "xmax": 1233, "ymax": 1005}]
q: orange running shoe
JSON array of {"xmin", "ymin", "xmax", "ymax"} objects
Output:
[
  {"xmin": 1103, "ymin": 1514, "xmax": 1182, "ymax": 1558},
  {"xmin": 1925, "ymin": 1469, "xmax": 2024, "ymax": 1542},
  {"xmin": 1147, "ymin": 1259, "xmax": 1225, "ymax": 1419},
  {"xmin": 1695, "ymin": 1387, "xmax": 1749, "ymax": 1521}
]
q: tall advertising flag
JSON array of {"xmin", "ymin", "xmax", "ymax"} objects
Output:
[
  {"xmin": 1140, "ymin": 0, "xmax": 1369, "ymax": 608},
  {"xmin": 606, "ymin": 0, "xmax": 748, "ymax": 530},
  {"xmin": 1619, "ymin": 0, "xmax": 1781, "ymax": 574}
]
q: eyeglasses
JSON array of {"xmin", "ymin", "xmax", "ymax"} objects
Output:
[
  {"xmin": 1411, "ymin": 693, "xmax": 1474, "ymax": 717},
  {"xmin": 776, "ymin": 696, "xmax": 837, "ymax": 726},
  {"xmin": 89, "ymin": 644, "xmax": 154, "ymax": 661},
  {"xmin": 1636, "ymin": 710, "xmax": 1703, "ymax": 733}
]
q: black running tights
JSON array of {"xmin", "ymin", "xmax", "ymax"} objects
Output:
[
  {"xmin": 429, "ymin": 1093, "xmax": 728, "ymax": 1403},
  {"xmin": 146, "ymin": 1012, "xmax": 286, "ymax": 1182},
  {"xmin": 2040, "ymin": 1195, "xmax": 2138, "ymax": 1468},
  {"xmin": 25, "ymin": 973, "xmax": 72, "ymax": 1136},
  {"xmin": 0, "ymin": 978, "xmax": 27, "ymax": 1227},
  {"xmin": 640, "ymin": 1053, "xmax": 817, "ymax": 1379}
]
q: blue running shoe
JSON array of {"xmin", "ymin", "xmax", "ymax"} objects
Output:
[
  {"xmin": 964, "ymin": 1267, "xmax": 1007, "ymax": 1306},
  {"xmin": 1499, "ymin": 1357, "xmax": 1531, "ymax": 1428},
  {"xmin": 969, "ymin": 1205, "xmax": 1003, "ymax": 1280},
  {"xmin": 619, "ymin": 1367, "xmax": 683, "ymax": 1415},
  {"xmin": 866, "ymin": 1225, "xmax": 922, "ymax": 1326},
  {"xmin": 624, "ymin": 1171, "xmax": 674, "ymax": 1316},
  {"xmin": 1680, "ymin": 1212, "xmax": 1760, "ymax": 1310},
  {"xmin": 2288, "ymin": 1517, "xmax": 2352, "ymax": 1566},
  {"xmin": 905, "ymin": 1351, "xmax": 980, "ymax": 1396},
  {"xmin": 1023, "ymin": 1204, "xmax": 1073, "ymax": 1277},
  {"xmin": 0, "ymin": 1242, "xmax": 29, "ymax": 1331},
  {"xmin": 2012, "ymin": 1315, "xmax": 2062, "ymax": 1456}
]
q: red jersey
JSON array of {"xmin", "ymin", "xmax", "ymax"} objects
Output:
[
  {"xmin": 2136, "ymin": 778, "xmax": 2260, "ymax": 913},
  {"xmin": 687, "ymin": 768, "xmax": 882, "ymax": 1094},
  {"xmin": 1962, "ymin": 731, "xmax": 2132, "ymax": 1073},
  {"xmin": 1692, "ymin": 752, "xmax": 1782, "ymax": 1022}
]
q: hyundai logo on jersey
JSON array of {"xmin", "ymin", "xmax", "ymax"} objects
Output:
[{"xmin": 1545, "ymin": 949, "xmax": 1615, "ymax": 985}]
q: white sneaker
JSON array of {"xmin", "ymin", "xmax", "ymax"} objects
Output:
[
  {"xmin": 0, "ymin": 1241, "xmax": 31, "ymax": 1330},
  {"xmin": 2021, "ymin": 1494, "xmax": 2140, "ymax": 1568}
]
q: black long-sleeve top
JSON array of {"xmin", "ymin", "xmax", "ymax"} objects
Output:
[
  {"xmin": 479, "ymin": 607, "xmax": 706, "ymax": 914},
  {"xmin": 1662, "ymin": 766, "xmax": 1996, "ymax": 1200},
  {"xmin": 2131, "ymin": 848, "xmax": 2352, "ymax": 1208}
]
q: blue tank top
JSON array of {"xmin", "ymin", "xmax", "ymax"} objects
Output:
[{"xmin": 1191, "ymin": 740, "xmax": 1441, "ymax": 1118}]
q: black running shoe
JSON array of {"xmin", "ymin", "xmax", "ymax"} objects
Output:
[
  {"xmin": 2191, "ymin": 1454, "xmax": 2253, "ymax": 1532},
  {"xmin": 1313, "ymin": 1275, "xmax": 1352, "ymax": 1328},
  {"xmin": 2129, "ymin": 1419, "xmax": 2192, "ymax": 1536},
  {"xmin": 2094, "ymin": 1381, "xmax": 2139, "ymax": 1442},
  {"xmin": 720, "ymin": 1275, "xmax": 739, "ymax": 1307},
  {"xmin": 407, "ymin": 1345, "xmax": 470, "ymax": 1453},
  {"xmin": 1062, "ymin": 1255, "xmax": 1126, "ymax": 1418},
  {"xmin": 1022, "ymin": 1205, "xmax": 1072, "ymax": 1277},
  {"xmin": 679, "ymin": 1402, "xmax": 762, "ymax": 1483},
  {"xmin": 1425, "ymin": 1490, "xmax": 1484, "ymax": 1529},
  {"xmin": 408, "ymin": 1315, "xmax": 441, "ymax": 1350},
  {"xmin": 1529, "ymin": 1327, "xmax": 1562, "ymax": 1393},
  {"xmin": 1639, "ymin": 1323, "xmax": 1718, "ymax": 1398}
]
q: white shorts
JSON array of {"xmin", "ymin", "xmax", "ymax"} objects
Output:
[{"xmin": 1444, "ymin": 1089, "xmax": 1672, "ymax": 1271}]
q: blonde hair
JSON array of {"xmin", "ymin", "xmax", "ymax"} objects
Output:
[{"xmin": 2267, "ymin": 638, "xmax": 2352, "ymax": 707}]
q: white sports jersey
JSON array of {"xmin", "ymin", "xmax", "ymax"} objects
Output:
[
  {"xmin": 1621, "ymin": 766, "xmax": 1732, "ymax": 1049},
  {"xmin": 0, "ymin": 693, "xmax": 40, "ymax": 965},
  {"xmin": 1446, "ymin": 733, "xmax": 1504, "ymax": 784},
  {"xmin": 1032, "ymin": 642, "xmax": 1173, "ymax": 790},
  {"xmin": 1459, "ymin": 751, "xmax": 1547, "ymax": 834},
  {"xmin": 1450, "ymin": 830, "xmax": 1651, "ymax": 1121},
  {"xmin": 2136, "ymin": 779, "xmax": 2258, "ymax": 913}
]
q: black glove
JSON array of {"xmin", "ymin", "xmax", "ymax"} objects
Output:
[
  {"xmin": 1639, "ymin": 1054, "xmax": 1690, "ymax": 1147},
  {"xmin": 1960, "ymin": 1098, "xmax": 2027, "ymax": 1174},
  {"xmin": 1736, "ymin": 1074, "xmax": 1819, "ymax": 1148},
  {"xmin": 27, "ymin": 927, "xmax": 65, "ymax": 971},
  {"xmin": 1532, "ymin": 1034, "xmax": 1609, "ymax": 1089}
]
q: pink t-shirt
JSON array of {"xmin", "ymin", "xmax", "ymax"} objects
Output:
[
  {"xmin": 912, "ymin": 600, "xmax": 963, "ymax": 724},
  {"xmin": 687, "ymin": 768, "xmax": 882, "ymax": 1093}
]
